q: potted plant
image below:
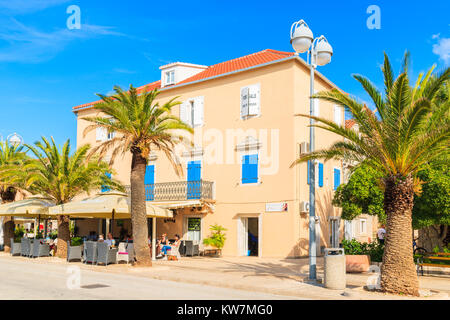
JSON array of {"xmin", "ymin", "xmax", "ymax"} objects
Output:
[
  {"xmin": 342, "ymin": 239, "xmax": 373, "ymax": 273},
  {"xmin": 67, "ymin": 236, "xmax": 83, "ymax": 262},
  {"xmin": 203, "ymin": 224, "xmax": 227, "ymax": 257}
]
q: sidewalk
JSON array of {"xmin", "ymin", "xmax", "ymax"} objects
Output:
[{"xmin": 1, "ymin": 253, "xmax": 448, "ymax": 300}]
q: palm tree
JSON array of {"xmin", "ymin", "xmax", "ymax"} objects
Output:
[
  {"xmin": 82, "ymin": 85, "xmax": 193, "ymax": 266},
  {"xmin": 292, "ymin": 53, "xmax": 450, "ymax": 296},
  {"xmin": 0, "ymin": 141, "xmax": 27, "ymax": 252},
  {"xmin": 5, "ymin": 137, "xmax": 123, "ymax": 258}
]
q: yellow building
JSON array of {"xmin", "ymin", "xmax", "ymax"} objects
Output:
[{"xmin": 73, "ymin": 49, "xmax": 346, "ymax": 258}]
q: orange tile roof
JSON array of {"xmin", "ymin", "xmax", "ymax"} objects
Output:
[
  {"xmin": 72, "ymin": 49, "xmax": 294, "ymax": 112},
  {"xmin": 345, "ymin": 119, "xmax": 356, "ymax": 129},
  {"xmin": 177, "ymin": 49, "xmax": 294, "ymax": 85}
]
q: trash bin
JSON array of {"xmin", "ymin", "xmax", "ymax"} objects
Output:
[{"xmin": 324, "ymin": 248, "xmax": 346, "ymax": 290}]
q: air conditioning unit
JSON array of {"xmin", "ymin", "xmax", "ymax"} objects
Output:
[
  {"xmin": 300, "ymin": 201, "xmax": 310, "ymax": 213},
  {"xmin": 299, "ymin": 142, "xmax": 310, "ymax": 155}
]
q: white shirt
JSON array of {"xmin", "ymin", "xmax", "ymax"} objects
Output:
[{"xmin": 377, "ymin": 228, "xmax": 386, "ymax": 240}]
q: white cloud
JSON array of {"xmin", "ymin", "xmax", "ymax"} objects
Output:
[
  {"xmin": 0, "ymin": 0, "xmax": 70, "ymax": 14},
  {"xmin": 432, "ymin": 33, "xmax": 440, "ymax": 39},
  {"xmin": 0, "ymin": 18, "xmax": 126, "ymax": 63},
  {"xmin": 432, "ymin": 37, "xmax": 450, "ymax": 65}
]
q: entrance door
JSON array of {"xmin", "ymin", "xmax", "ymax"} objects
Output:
[
  {"xmin": 186, "ymin": 217, "xmax": 201, "ymax": 244},
  {"xmin": 239, "ymin": 217, "xmax": 259, "ymax": 256},
  {"xmin": 247, "ymin": 217, "xmax": 259, "ymax": 256}
]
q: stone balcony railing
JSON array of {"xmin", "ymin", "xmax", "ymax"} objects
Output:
[{"xmin": 125, "ymin": 180, "xmax": 214, "ymax": 202}]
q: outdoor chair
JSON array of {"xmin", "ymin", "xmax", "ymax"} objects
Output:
[
  {"xmin": 10, "ymin": 238, "xmax": 21, "ymax": 256},
  {"xmin": 67, "ymin": 241, "xmax": 82, "ymax": 262},
  {"xmin": 83, "ymin": 241, "xmax": 97, "ymax": 265},
  {"xmin": 117, "ymin": 242, "xmax": 130, "ymax": 264},
  {"xmin": 126, "ymin": 243, "xmax": 136, "ymax": 263},
  {"xmin": 184, "ymin": 240, "xmax": 194, "ymax": 257},
  {"xmin": 167, "ymin": 245, "xmax": 181, "ymax": 261},
  {"xmin": 31, "ymin": 239, "xmax": 50, "ymax": 258},
  {"xmin": 193, "ymin": 243, "xmax": 200, "ymax": 256},
  {"xmin": 96, "ymin": 242, "xmax": 118, "ymax": 266},
  {"xmin": 21, "ymin": 238, "xmax": 31, "ymax": 257},
  {"xmin": 179, "ymin": 240, "xmax": 186, "ymax": 256}
]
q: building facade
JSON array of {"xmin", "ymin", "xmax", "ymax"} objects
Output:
[{"xmin": 73, "ymin": 49, "xmax": 346, "ymax": 258}]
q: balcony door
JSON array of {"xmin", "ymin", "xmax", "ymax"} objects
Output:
[{"xmin": 187, "ymin": 160, "xmax": 201, "ymax": 199}]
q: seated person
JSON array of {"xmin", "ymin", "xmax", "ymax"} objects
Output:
[
  {"xmin": 105, "ymin": 233, "xmax": 115, "ymax": 247},
  {"xmin": 157, "ymin": 234, "xmax": 171, "ymax": 258},
  {"xmin": 170, "ymin": 234, "xmax": 181, "ymax": 251},
  {"xmin": 98, "ymin": 234, "xmax": 105, "ymax": 242}
]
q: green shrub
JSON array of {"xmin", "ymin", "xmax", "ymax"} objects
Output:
[
  {"xmin": 341, "ymin": 239, "xmax": 384, "ymax": 262},
  {"xmin": 203, "ymin": 224, "xmax": 227, "ymax": 250},
  {"xmin": 14, "ymin": 226, "xmax": 25, "ymax": 239},
  {"xmin": 70, "ymin": 237, "xmax": 83, "ymax": 246}
]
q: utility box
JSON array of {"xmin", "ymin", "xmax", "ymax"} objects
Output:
[{"xmin": 324, "ymin": 248, "xmax": 346, "ymax": 290}]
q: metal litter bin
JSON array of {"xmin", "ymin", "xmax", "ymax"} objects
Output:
[{"xmin": 324, "ymin": 248, "xmax": 346, "ymax": 290}]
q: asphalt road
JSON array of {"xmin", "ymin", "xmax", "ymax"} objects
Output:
[{"xmin": 0, "ymin": 257, "xmax": 301, "ymax": 300}]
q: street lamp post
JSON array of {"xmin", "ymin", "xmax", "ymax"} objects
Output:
[{"xmin": 290, "ymin": 19, "xmax": 333, "ymax": 280}]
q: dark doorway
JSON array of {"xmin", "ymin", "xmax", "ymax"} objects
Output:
[{"xmin": 247, "ymin": 217, "xmax": 259, "ymax": 256}]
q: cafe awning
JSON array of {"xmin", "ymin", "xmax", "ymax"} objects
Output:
[
  {"xmin": 48, "ymin": 191, "xmax": 172, "ymax": 219},
  {"xmin": 0, "ymin": 196, "xmax": 55, "ymax": 219},
  {"xmin": 153, "ymin": 200, "xmax": 203, "ymax": 209}
]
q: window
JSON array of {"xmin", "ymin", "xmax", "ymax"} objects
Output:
[
  {"xmin": 107, "ymin": 130, "xmax": 115, "ymax": 140},
  {"xmin": 180, "ymin": 97, "xmax": 204, "ymax": 127},
  {"xmin": 165, "ymin": 70, "xmax": 175, "ymax": 85},
  {"xmin": 241, "ymin": 154, "xmax": 258, "ymax": 184},
  {"xmin": 333, "ymin": 168, "xmax": 341, "ymax": 190},
  {"xmin": 96, "ymin": 127, "xmax": 107, "ymax": 142},
  {"xmin": 360, "ymin": 219, "xmax": 367, "ymax": 234},
  {"xmin": 334, "ymin": 105, "xmax": 342, "ymax": 125},
  {"xmin": 240, "ymin": 84, "xmax": 260, "ymax": 119},
  {"xmin": 313, "ymin": 90, "xmax": 319, "ymax": 118}
]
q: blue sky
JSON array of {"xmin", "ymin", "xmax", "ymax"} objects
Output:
[{"xmin": 0, "ymin": 0, "xmax": 448, "ymax": 147}]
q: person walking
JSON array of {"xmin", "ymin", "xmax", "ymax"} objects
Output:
[{"xmin": 377, "ymin": 225, "xmax": 386, "ymax": 245}]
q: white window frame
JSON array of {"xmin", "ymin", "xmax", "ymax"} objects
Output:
[
  {"xmin": 165, "ymin": 70, "xmax": 175, "ymax": 85},
  {"xmin": 236, "ymin": 214, "xmax": 262, "ymax": 257},
  {"xmin": 334, "ymin": 105, "xmax": 342, "ymax": 126},
  {"xmin": 240, "ymin": 83, "xmax": 261, "ymax": 120},
  {"xmin": 359, "ymin": 218, "xmax": 367, "ymax": 235},
  {"xmin": 183, "ymin": 215, "xmax": 203, "ymax": 245}
]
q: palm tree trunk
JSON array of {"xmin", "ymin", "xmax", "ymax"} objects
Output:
[
  {"xmin": 55, "ymin": 215, "xmax": 70, "ymax": 259},
  {"xmin": 3, "ymin": 216, "xmax": 14, "ymax": 253},
  {"xmin": 380, "ymin": 175, "xmax": 419, "ymax": 296},
  {"xmin": 130, "ymin": 150, "xmax": 152, "ymax": 266}
]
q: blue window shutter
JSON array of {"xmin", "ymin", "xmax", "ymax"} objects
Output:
[
  {"xmin": 242, "ymin": 154, "xmax": 258, "ymax": 184},
  {"xmin": 187, "ymin": 161, "xmax": 201, "ymax": 181},
  {"xmin": 145, "ymin": 165, "xmax": 155, "ymax": 201},
  {"xmin": 187, "ymin": 161, "xmax": 201, "ymax": 199},
  {"xmin": 102, "ymin": 172, "xmax": 112, "ymax": 192},
  {"xmin": 145, "ymin": 165, "xmax": 155, "ymax": 184},
  {"xmin": 318, "ymin": 163, "xmax": 324, "ymax": 187},
  {"xmin": 334, "ymin": 168, "xmax": 341, "ymax": 190}
]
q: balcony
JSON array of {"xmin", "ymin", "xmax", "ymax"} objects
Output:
[{"xmin": 125, "ymin": 180, "xmax": 214, "ymax": 202}]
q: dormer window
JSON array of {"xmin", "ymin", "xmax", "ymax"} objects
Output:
[
  {"xmin": 159, "ymin": 62, "xmax": 207, "ymax": 87},
  {"xmin": 165, "ymin": 70, "xmax": 175, "ymax": 85}
]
